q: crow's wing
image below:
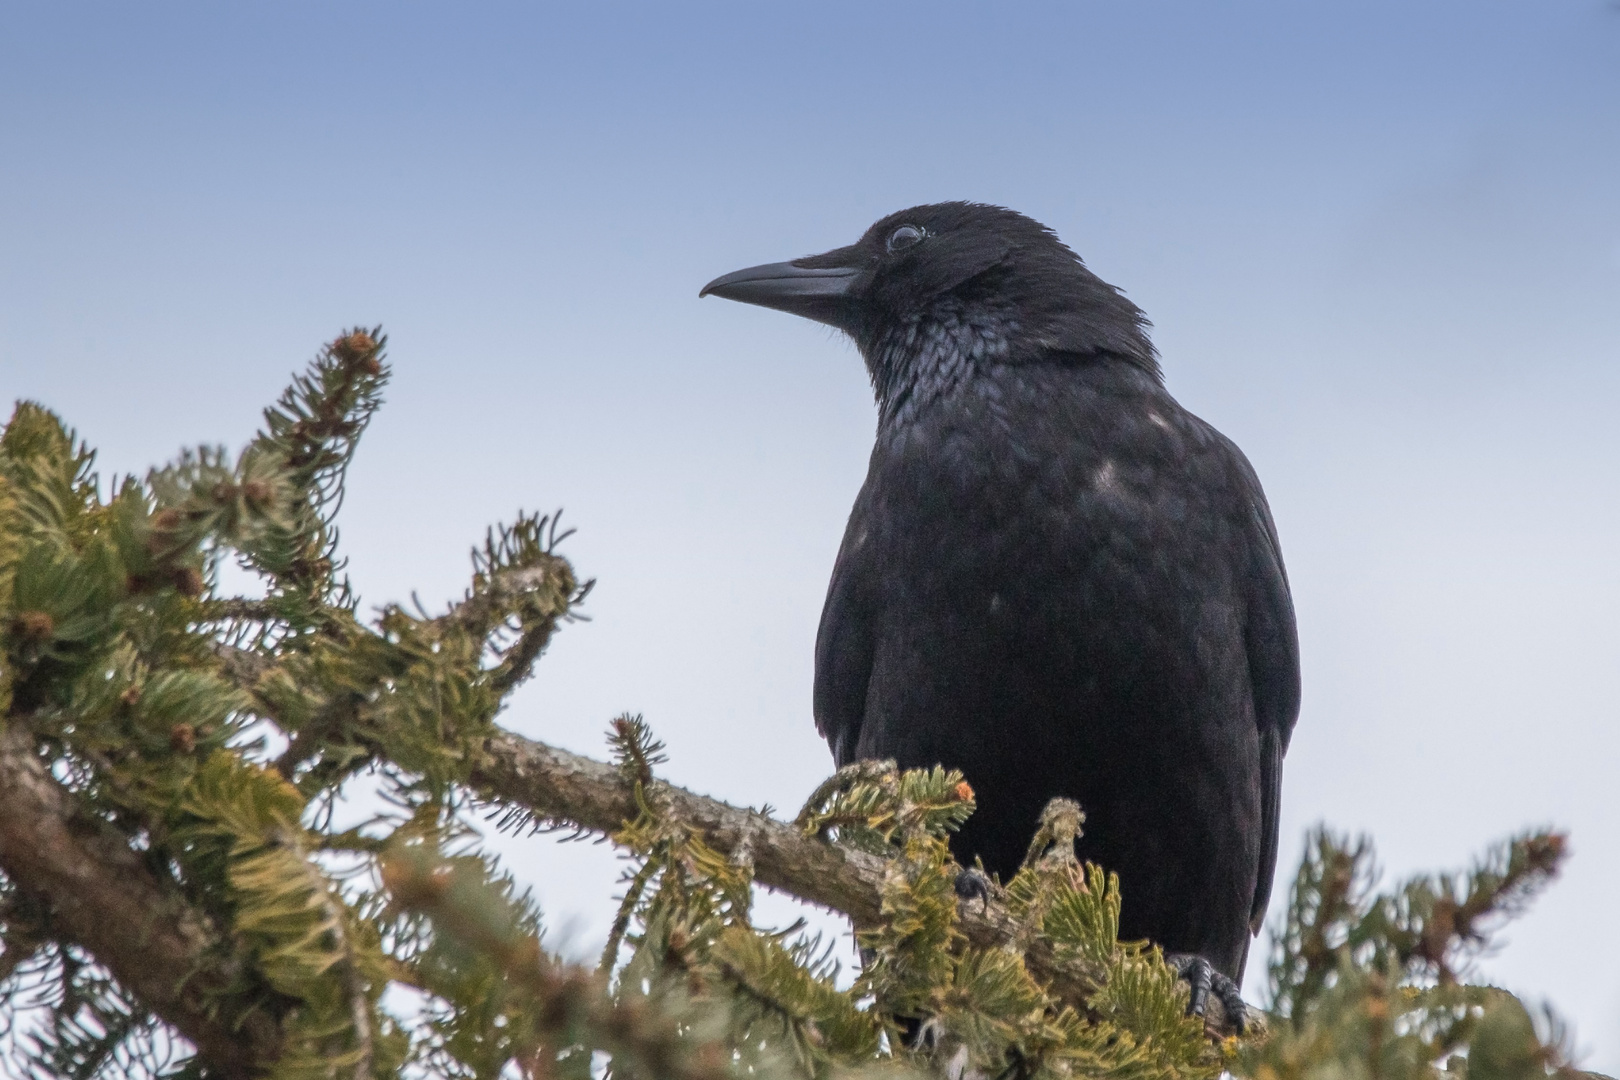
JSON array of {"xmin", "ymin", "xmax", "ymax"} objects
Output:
[
  {"xmin": 814, "ymin": 494, "xmax": 878, "ymax": 767},
  {"xmin": 1231, "ymin": 453, "xmax": 1301, "ymax": 934}
]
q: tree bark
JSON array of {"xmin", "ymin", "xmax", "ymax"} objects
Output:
[{"xmin": 0, "ymin": 723, "xmax": 282, "ymax": 1078}]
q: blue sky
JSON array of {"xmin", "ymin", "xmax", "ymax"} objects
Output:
[{"xmin": 4, "ymin": 0, "xmax": 1619, "ymax": 1064}]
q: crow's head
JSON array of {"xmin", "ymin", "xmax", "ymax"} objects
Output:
[{"xmin": 701, "ymin": 203, "xmax": 1159, "ymax": 403}]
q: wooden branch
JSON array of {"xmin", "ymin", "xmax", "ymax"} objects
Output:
[
  {"xmin": 0, "ymin": 723, "xmax": 282, "ymax": 1078},
  {"xmin": 471, "ymin": 729, "xmax": 1250, "ymax": 1032}
]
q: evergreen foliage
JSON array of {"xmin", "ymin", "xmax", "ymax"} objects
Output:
[{"xmin": 0, "ymin": 330, "xmax": 1592, "ymax": 1080}]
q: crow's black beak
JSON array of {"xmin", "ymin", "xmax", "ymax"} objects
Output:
[{"xmin": 699, "ymin": 260, "xmax": 863, "ymax": 328}]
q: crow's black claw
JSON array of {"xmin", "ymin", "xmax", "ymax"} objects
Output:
[
  {"xmin": 1166, "ymin": 953, "xmax": 1248, "ymax": 1034},
  {"xmin": 1210, "ymin": 970, "xmax": 1248, "ymax": 1033},
  {"xmin": 953, "ymin": 868, "xmax": 994, "ymax": 911}
]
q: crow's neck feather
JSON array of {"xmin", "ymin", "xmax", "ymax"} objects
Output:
[{"xmin": 862, "ymin": 296, "xmax": 1160, "ymax": 428}]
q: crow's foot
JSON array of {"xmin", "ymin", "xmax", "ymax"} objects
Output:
[
  {"xmin": 953, "ymin": 867, "xmax": 994, "ymax": 912},
  {"xmin": 1165, "ymin": 953, "xmax": 1247, "ymax": 1035}
]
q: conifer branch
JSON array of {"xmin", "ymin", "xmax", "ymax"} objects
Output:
[{"xmin": 0, "ymin": 723, "xmax": 281, "ymax": 1078}]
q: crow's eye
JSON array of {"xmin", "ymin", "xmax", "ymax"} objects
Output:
[{"xmin": 886, "ymin": 224, "xmax": 925, "ymax": 253}]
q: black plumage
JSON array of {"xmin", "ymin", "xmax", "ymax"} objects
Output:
[{"xmin": 702, "ymin": 203, "xmax": 1300, "ymax": 985}]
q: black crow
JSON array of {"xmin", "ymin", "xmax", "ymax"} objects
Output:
[{"xmin": 701, "ymin": 203, "xmax": 1300, "ymax": 1017}]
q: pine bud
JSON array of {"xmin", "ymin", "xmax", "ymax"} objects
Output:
[
  {"xmin": 510, "ymin": 936, "xmax": 543, "ymax": 970},
  {"xmin": 379, "ymin": 857, "xmax": 453, "ymax": 905},
  {"xmin": 12, "ymin": 610, "xmax": 54, "ymax": 640},
  {"xmin": 146, "ymin": 508, "xmax": 187, "ymax": 560},
  {"xmin": 291, "ymin": 555, "xmax": 332, "ymax": 582},
  {"xmin": 378, "ymin": 858, "xmax": 408, "ymax": 897},
  {"xmin": 119, "ymin": 685, "xmax": 142, "ymax": 707},
  {"xmin": 241, "ymin": 479, "xmax": 274, "ymax": 508},
  {"xmin": 332, "ymin": 330, "xmax": 379, "ymax": 373},
  {"xmin": 147, "ymin": 508, "xmax": 182, "ymax": 550},
  {"xmin": 169, "ymin": 723, "xmax": 196, "ymax": 754},
  {"xmin": 172, "ymin": 566, "xmax": 205, "ymax": 597},
  {"xmin": 953, "ymin": 781, "xmax": 975, "ymax": 802}
]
